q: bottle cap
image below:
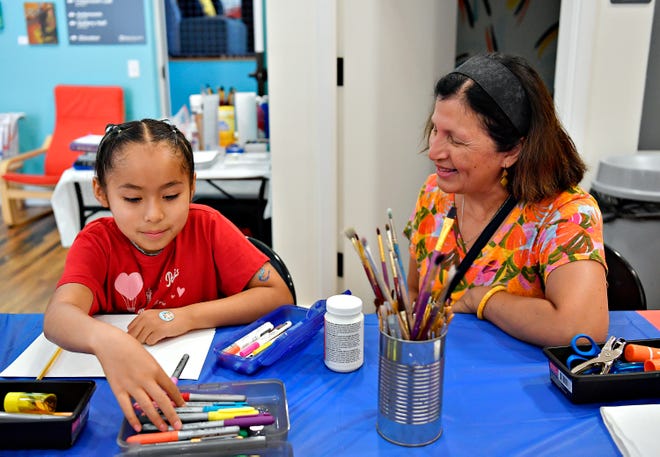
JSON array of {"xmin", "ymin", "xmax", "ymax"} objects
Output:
[
  {"xmin": 226, "ymin": 143, "xmax": 245, "ymax": 154},
  {"xmin": 644, "ymin": 359, "xmax": 660, "ymax": 372},
  {"xmin": 326, "ymin": 295, "xmax": 362, "ymax": 316},
  {"xmin": 624, "ymin": 343, "xmax": 660, "ymax": 362},
  {"xmin": 3, "ymin": 392, "xmax": 22, "ymax": 412}
]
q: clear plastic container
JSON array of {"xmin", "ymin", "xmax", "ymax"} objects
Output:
[{"xmin": 117, "ymin": 379, "xmax": 291, "ymax": 455}]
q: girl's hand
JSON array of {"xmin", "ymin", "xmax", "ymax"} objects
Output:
[
  {"xmin": 95, "ymin": 328, "xmax": 184, "ymax": 432},
  {"xmin": 127, "ymin": 309, "xmax": 190, "ymax": 345}
]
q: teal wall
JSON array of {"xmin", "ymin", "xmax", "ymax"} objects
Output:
[
  {"xmin": 0, "ymin": 0, "xmax": 161, "ymax": 173},
  {"xmin": 0, "ymin": 1, "xmax": 262, "ymax": 173},
  {"xmin": 169, "ymin": 59, "xmax": 257, "ymax": 114}
]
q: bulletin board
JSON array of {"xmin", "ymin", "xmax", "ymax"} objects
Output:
[{"xmin": 65, "ymin": 0, "xmax": 146, "ymax": 45}]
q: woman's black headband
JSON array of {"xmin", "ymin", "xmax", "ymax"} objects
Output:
[{"xmin": 451, "ymin": 55, "xmax": 529, "ymax": 135}]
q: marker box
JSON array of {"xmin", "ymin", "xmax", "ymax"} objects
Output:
[
  {"xmin": 543, "ymin": 338, "xmax": 660, "ymax": 403},
  {"xmin": 0, "ymin": 380, "xmax": 95, "ymax": 449},
  {"xmin": 214, "ymin": 300, "xmax": 326, "ymax": 375},
  {"xmin": 117, "ymin": 379, "xmax": 291, "ymax": 456}
]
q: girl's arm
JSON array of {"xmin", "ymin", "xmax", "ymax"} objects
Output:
[
  {"xmin": 126, "ymin": 261, "xmax": 294, "ymax": 345},
  {"xmin": 43, "ymin": 283, "xmax": 184, "ymax": 433}
]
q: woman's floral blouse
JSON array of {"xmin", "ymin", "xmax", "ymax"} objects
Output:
[{"xmin": 404, "ymin": 174, "xmax": 606, "ymax": 303}]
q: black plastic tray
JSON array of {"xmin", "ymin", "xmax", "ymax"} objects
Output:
[
  {"xmin": 0, "ymin": 380, "xmax": 96, "ymax": 449},
  {"xmin": 543, "ymin": 338, "xmax": 660, "ymax": 403}
]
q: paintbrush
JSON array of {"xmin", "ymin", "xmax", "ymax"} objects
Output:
[
  {"xmin": 437, "ymin": 206, "xmax": 457, "ymax": 250},
  {"xmin": 361, "ymin": 237, "xmax": 393, "ymax": 304},
  {"xmin": 376, "ymin": 227, "xmax": 391, "ymax": 291},
  {"xmin": 344, "ymin": 227, "xmax": 385, "ymax": 303},
  {"xmin": 411, "ymin": 208, "xmax": 457, "ymax": 339},
  {"xmin": 385, "ymin": 224, "xmax": 412, "ymax": 314},
  {"xmin": 419, "ymin": 266, "xmax": 456, "ymax": 339},
  {"xmin": 412, "ymin": 206, "xmax": 456, "ymax": 319},
  {"xmin": 411, "ymin": 253, "xmax": 444, "ymax": 339},
  {"xmin": 387, "ymin": 208, "xmax": 408, "ymax": 286}
]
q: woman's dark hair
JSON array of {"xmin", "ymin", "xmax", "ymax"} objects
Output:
[
  {"xmin": 430, "ymin": 53, "xmax": 586, "ymax": 203},
  {"xmin": 95, "ymin": 119, "xmax": 194, "ymax": 188}
]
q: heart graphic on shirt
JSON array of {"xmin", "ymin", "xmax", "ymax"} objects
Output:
[
  {"xmin": 114, "ymin": 272, "xmax": 144, "ymax": 301},
  {"xmin": 177, "ymin": 287, "xmax": 185, "ymax": 297}
]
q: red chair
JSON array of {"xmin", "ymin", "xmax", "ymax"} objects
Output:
[{"xmin": 0, "ymin": 85, "xmax": 124, "ymax": 226}]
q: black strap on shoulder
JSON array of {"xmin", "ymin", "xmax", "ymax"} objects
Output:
[{"xmin": 445, "ymin": 195, "xmax": 518, "ymax": 298}]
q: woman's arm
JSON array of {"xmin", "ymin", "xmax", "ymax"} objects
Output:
[
  {"xmin": 43, "ymin": 284, "xmax": 184, "ymax": 433},
  {"xmin": 126, "ymin": 261, "xmax": 294, "ymax": 345},
  {"xmin": 455, "ymin": 260, "xmax": 608, "ymax": 346}
]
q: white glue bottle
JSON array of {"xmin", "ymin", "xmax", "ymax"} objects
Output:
[{"xmin": 324, "ymin": 294, "xmax": 364, "ymax": 372}]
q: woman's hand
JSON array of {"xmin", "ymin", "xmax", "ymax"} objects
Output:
[
  {"xmin": 94, "ymin": 327, "xmax": 185, "ymax": 432},
  {"xmin": 452, "ymin": 286, "xmax": 490, "ymax": 314},
  {"xmin": 127, "ymin": 309, "xmax": 190, "ymax": 345}
]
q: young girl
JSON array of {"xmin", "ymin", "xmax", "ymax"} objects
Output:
[{"xmin": 43, "ymin": 119, "xmax": 293, "ymax": 433}]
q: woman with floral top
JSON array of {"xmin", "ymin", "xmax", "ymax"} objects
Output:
[{"xmin": 405, "ymin": 53, "xmax": 607, "ymax": 346}]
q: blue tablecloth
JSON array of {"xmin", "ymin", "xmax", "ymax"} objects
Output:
[{"xmin": 1, "ymin": 311, "xmax": 659, "ymax": 456}]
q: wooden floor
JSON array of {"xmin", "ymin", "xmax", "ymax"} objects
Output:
[{"xmin": 0, "ymin": 208, "xmax": 68, "ymax": 313}]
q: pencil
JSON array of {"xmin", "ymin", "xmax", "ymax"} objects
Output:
[{"xmin": 37, "ymin": 347, "xmax": 62, "ymax": 380}]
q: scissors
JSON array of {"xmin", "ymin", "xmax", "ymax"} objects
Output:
[{"xmin": 568, "ymin": 334, "xmax": 626, "ymax": 375}]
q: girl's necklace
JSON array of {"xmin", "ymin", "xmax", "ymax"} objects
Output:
[{"xmin": 130, "ymin": 240, "xmax": 163, "ymax": 257}]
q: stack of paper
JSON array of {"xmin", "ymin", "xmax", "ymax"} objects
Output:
[{"xmin": 600, "ymin": 404, "xmax": 660, "ymax": 457}]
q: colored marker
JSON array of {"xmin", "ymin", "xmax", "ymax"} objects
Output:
[
  {"xmin": 139, "ymin": 413, "xmax": 273, "ymax": 433},
  {"xmin": 139, "ymin": 407, "xmax": 258, "ymax": 424},
  {"xmin": 624, "ymin": 343, "xmax": 660, "ymax": 362},
  {"xmin": 248, "ymin": 321, "xmax": 303, "ymax": 358},
  {"xmin": 132, "ymin": 354, "xmax": 190, "ymax": 413},
  {"xmin": 179, "ymin": 401, "xmax": 247, "ymax": 407},
  {"xmin": 239, "ymin": 321, "xmax": 293, "ymax": 357},
  {"xmin": 140, "ymin": 413, "xmax": 275, "ymax": 429},
  {"xmin": 0, "ymin": 412, "xmax": 72, "ymax": 422},
  {"xmin": 171, "ymin": 353, "xmax": 189, "ymax": 384},
  {"xmin": 180, "ymin": 393, "xmax": 247, "ymax": 403},
  {"xmin": 249, "ymin": 339, "xmax": 274, "ymax": 357},
  {"xmin": 126, "ymin": 425, "xmax": 240, "ymax": 444},
  {"xmin": 222, "ymin": 322, "xmax": 274, "ymax": 355},
  {"xmin": 172, "ymin": 403, "xmax": 248, "ymax": 413}
]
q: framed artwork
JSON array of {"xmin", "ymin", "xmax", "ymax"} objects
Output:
[{"xmin": 24, "ymin": 2, "xmax": 58, "ymax": 45}]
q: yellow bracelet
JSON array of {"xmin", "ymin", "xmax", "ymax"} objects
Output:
[{"xmin": 476, "ymin": 285, "xmax": 506, "ymax": 320}]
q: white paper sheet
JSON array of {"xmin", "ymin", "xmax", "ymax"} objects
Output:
[
  {"xmin": 0, "ymin": 314, "xmax": 214, "ymax": 380},
  {"xmin": 600, "ymin": 404, "xmax": 660, "ymax": 457}
]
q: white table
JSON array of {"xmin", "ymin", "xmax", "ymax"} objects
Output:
[{"xmin": 52, "ymin": 152, "xmax": 271, "ymax": 247}]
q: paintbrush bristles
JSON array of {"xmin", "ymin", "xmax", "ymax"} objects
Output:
[
  {"xmin": 345, "ymin": 206, "xmax": 457, "ymax": 341},
  {"xmin": 434, "ymin": 208, "xmax": 456, "ymax": 253},
  {"xmin": 344, "ymin": 228, "xmax": 385, "ymax": 303}
]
